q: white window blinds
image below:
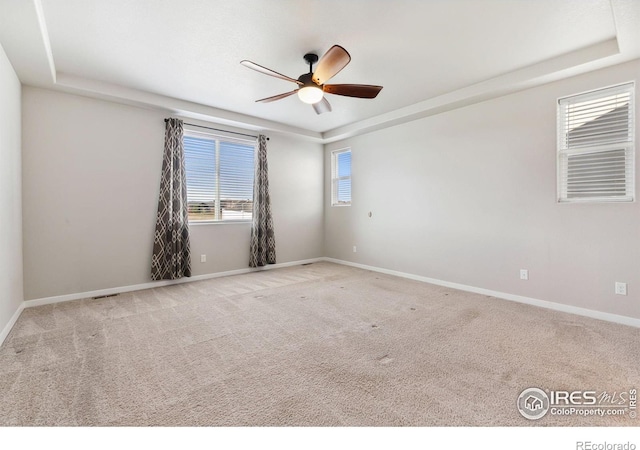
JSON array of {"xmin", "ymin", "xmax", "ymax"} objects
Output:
[
  {"xmin": 557, "ymin": 83, "xmax": 635, "ymax": 202},
  {"xmin": 184, "ymin": 131, "xmax": 255, "ymax": 221},
  {"xmin": 331, "ymin": 149, "xmax": 352, "ymax": 206}
]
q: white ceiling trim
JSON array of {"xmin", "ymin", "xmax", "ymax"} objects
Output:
[
  {"xmin": 46, "ymin": 36, "xmax": 628, "ymax": 144},
  {"xmin": 33, "ymin": 0, "xmax": 55, "ymax": 84}
]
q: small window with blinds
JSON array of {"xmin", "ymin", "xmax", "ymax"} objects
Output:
[
  {"xmin": 331, "ymin": 149, "xmax": 352, "ymax": 206},
  {"xmin": 557, "ymin": 82, "xmax": 635, "ymax": 202},
  {"xmin": 183, "ymin": 130, "xmax": 255, "ymax": 222}
]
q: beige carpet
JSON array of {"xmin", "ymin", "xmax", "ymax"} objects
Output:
[{"xmin": 0, "ymin": 262, "xmax": 638, "ymax": 426}]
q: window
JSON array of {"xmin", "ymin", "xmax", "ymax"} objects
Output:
[
  {"xmin": 331, "ymin": 149, "xmax": 352, "ymax": 206},
  {"xmin": 557, "ymin": 82, "xmax": 635, "ymax": 202},
  {"xmin": 183, "ymin": 130, "xmax": 255, "ymax": 222}
]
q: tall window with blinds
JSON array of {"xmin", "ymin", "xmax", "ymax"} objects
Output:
[
  {"xmin": 183, "ymin": 131, "xmax": 255, "ymax": 222},
  {"xmin": 331, "ymin": 149, "xmax": 352, "ymax": 206},
  {"xmin": 557, "ymin": 82, "xmax": 635, "ymax": 202}
]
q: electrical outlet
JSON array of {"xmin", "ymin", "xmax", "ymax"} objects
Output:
[
  {"xmin": 615, "ymin": 282, "xmax": 627, "ymax": 296},
  {"xmin": 200, "ymin": 254, "xmax": 206, "ymax": 263},
  {"xmin": 353, "ymin": 246, "xmax": 357, "ymax": 253},
  {"xmin": 520, "ymin": 269, "xmax": 529, "ymax": 280}
]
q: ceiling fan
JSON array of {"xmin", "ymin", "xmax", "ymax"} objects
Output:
[{"xmin": 241, "ymin": 45, "xmax": 383, "ymax": 114}]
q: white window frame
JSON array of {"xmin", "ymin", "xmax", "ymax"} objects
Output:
[
  {"xmin": 183, "ymin": 128, "xmax": 256, "ymax": 224},
  {"xmin": 557, "ymin": 82, "xmax": 635, "ymax": 203},
  {"xmin": 331, "ymin": 148, "xmax": 352, "ymax": 207}
]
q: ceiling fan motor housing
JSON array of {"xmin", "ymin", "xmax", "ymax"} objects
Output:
[{"xmin": 297, "ymin": 72, "xmax": 318, "ymax": 88}]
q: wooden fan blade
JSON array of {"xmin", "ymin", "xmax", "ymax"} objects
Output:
[
  {"xmin": 312, "ymin": 45, "xmax": 351, "ymax": 85},
  {"xmin": 312, "ymin": 97, "xmax": 332, "ymax": 115},
  {"xmin": 323, "ymin": 84, "xmax": 383, "ymax": 99},
  {"xmin": 241, "ymin": 60, "xmax": 303, "ymax": 85},
  {"xmin": 256, "ymin": 90, "xmax": 298, "ymax": 103}
]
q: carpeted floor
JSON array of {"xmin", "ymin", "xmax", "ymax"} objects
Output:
[{"xmin": 0, "ymin": 262, "xmax": 638, "ymax": 426}]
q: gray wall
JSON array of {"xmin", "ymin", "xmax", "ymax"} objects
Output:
[
  {"xmin": 0, "ymin": 43, "xmax": 23, "ymax": 334},
  {"xmin": 325, "ymin": 59, "xmax": 640, "ymax": 320},
  {"xmin": 22, "ymin": 87, "xmax": 324, "ymax": 300}
]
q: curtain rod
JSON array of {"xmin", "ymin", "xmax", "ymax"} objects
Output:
[{"xmin": 164, "ymin": 119, "xmax": 268, "ymax": 140}]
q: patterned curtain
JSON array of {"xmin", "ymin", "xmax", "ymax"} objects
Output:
[
  {"xmin": 249, "ymin": 135, "xmax": 276, "ymax": 267},
  {"xmin": 151, "ymin": 118, "xmax": 192, "ymax": 280}
]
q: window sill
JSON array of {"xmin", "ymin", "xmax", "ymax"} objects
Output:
[
  {"xmin": 558, "ymin": 197, "xmax": 634, "ymax": 204},
  {"xmin": 189, "ymin": 220, "xmax": 252, "ymax": 226}
]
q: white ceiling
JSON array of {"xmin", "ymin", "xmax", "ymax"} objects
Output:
[{"xmin": 0, "ymin": 0, "xmax": 639, "ymax": 141}]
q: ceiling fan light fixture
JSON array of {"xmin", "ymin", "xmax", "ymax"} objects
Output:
[{"xmin": 297, "ymin": 86, "xmax": 324, "ymax": 104}]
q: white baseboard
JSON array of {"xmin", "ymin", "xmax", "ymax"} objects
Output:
[
  {"xmin": 18, "ymin": 256, "xmax": 640, "ymax": 331},
  {"xmin": 324, "ymin": 257, "xmax": 640, "ymax": 329},
  {"xmin": 0, "ymin": 302, "xmax": 25, "ymax": 346},
  {"xmin": 24, "ymin": 257, "xmax": 324, "ymax": 308}
]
